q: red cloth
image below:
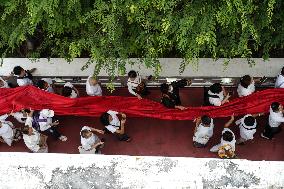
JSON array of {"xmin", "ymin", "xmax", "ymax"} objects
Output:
[{"xmin": 0, "ymin": 86, "xmax": 283, "ymax": 120}]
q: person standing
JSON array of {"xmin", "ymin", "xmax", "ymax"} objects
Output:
[
  {"xmin": 193, "ymin": 115, "xmax": 215, "ymax": 148},
  {"xmin": 261, "ymin": 102, "xmax": 284, "ymax": 140}
]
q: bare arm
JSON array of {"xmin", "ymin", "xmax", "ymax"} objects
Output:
[
  {"xmin": 224, "ymin": 115, "xmax": 235, "ymax": 128},
  {"xmin": 251, "ymin": 112, "xmax": 265, "ymax": 118}
]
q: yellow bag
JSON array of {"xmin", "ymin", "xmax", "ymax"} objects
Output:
[{"xmin": 218, "ymin": 144, "xmax": 236, "ymax": 159}]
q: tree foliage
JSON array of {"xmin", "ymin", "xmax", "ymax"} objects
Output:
[{"xmin": 0, "ymin": 0, "xmax": 283, "ymax": 77}]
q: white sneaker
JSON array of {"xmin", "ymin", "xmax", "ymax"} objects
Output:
[
  {"xmin": 59, "ymin": 135, "xmax": 68, "ymax": 142},
  {"xmin": 260, "ymin": 133, "xmax": 270, "ymax": 140}
]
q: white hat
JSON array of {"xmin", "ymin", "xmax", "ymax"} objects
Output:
[{"xmin": 40, "ymin": 109, "xmax": 54, "ymax": 118}]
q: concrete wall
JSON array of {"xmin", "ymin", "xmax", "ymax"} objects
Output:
[
  {"xmin": 0, "ymin": 58, "xmax": 283, "ymax": 77},
  {"xmin": 0, "ymin": 153, "xmax": 283, "ymax": 189}
]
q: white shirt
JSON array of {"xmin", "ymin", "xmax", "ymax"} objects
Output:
[
  {"xmin": 12, "ymin": 112, "xmax": 27, "ymax": 123},
  {"xmin": 208, "ymin": 90, "xmax": 224, "ymax": 106},
  {"xmin": 127, "ymin": 76, "xmax": 142, "ymax": 96},
  {"xmin": 38, "ymin": 115, "xmax": 52, "ymax": 131},
  {"xmin": 275, "ymin": 74, "xmax": 284, "ymax": 88},
  {"xmin": 193, "ymin": 119, "xmax": 214, "ymax": 144},
  {"xmin": 16, "ymin": 73, "xmax": 33, "ymax": 86},
  {"xmin": 235, "ymin": 114, "xmax": 256, "ymax": 140},
  {"xmin": 81, "ymin": 126, "xmax": 99, "ymax": 151},
  {"xmin": 105, "ymin": 110, "xmax": 120, "ymax": 133},
  {"xmin": 86, "ymin": 76, "xmax": 102, "ymax": 96},
  {"xmin": 0, "ymin": 77, "xmax": 9, "ymax": 88},
  {"xmin": 220, "ymin": 128, "xmax": 236, "ymax": 152},
  {"xmin": 0, "ymin": 114, "xmax": 9, "ymax": 122},
  {"xmin": 269, "ymin": 107, "xmax": 284, "ymax": 128},
  {"xmin": 0, "ymin": 122, "xmax": 13, "ymax": 140},
  {"xmin": 23, "ymin": 128, "xmax": 41, "ymax": 152},
  {"xmin": 237, "ymin": 81, "xmax": 255, "ymax": 97},
  {"xmin": 64, "ymin": 82, "xmax": 78, "ymax": 98}
]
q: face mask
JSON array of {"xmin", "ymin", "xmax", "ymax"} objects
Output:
[{"xmin": 168, "ymin": 85, "xmax": 173, "ymax": 93}]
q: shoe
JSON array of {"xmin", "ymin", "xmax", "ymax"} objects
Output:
[
  {"xmin": 126, "ymin": 137, "xmax": 132, "ymax": 142},
  {"xmin": 260, "ymin": 133, "xmax": 270, "ymax": 140},
  {"xmin": 59, "ymin": 135, "xmax": 68, "ymax": 142}
]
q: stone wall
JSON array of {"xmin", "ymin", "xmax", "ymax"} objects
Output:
[{"xmin": 1, "ymin": 58, "xmax": 283, "ymax": 77}]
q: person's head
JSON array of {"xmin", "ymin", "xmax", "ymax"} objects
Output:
[
  {"xmin": 271, "ymin": 102, "xmax": 283, "ymax": 112},
  {"xmin": 201, "ymin": 115, "xmax": 211, "ymax": 126},
  {"xmin": 13, "ymin": 66, "xmax": 25, "ymax": 77},
  {"xmin": 240, "ymin": 75, "xmax": 252, "ymax": 88},
  {"xmin": 22, "ymin": 126, "xmax": 31, "ymax": 135},
  {"xmin": 100, "ymin": 112, "xmax": 111, "ymax": 126},
  {"xmin": 128, "ymin": 70, "xmax": 137, "ymax": 81},
  {"xmin": 281, "ymin": 66, "xmax": 284, "ymax": 75},
  {"xmin": 36, "ymin": 80, "xmax": 49, "ymax": 90},
  {"xmin": 81, "ymin": 129, "xmax": 92, "ymax": 139},
  {"xmin": 160, "ymin": 83, "xmax": 170, "ymax": 94},
  {"xmin": 244, "ymin": 116, "xmax": 255, "ymax": 127},
  {"xmin": 40, "ymin": 109, "xmax": 54, "ymax": 118},
  {"xmin": 222, "ymin": 131, "xmax": 234, "ymax": 142},
  {"xmin": 209, "ymin": 83, "xmax": 222, "ymax": 94},
  {"xmin": 62, "ymin": 86, "xmax": 72, "ymax": 97},
  {"xmin": 89, "ymin": 77, "xmax": 98, "ymax": 86},
  {"xmin": 20, "ymin": 109, "xmax": 31, "ymax": 117}
]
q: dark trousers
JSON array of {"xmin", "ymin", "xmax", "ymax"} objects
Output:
[
  {"xmin": 46, "ymin": 127, "xmax": 62, "ymax": 139},
  {"xmin": 263, "ymin": 125, "xmax": 281, "ymax": 139}
]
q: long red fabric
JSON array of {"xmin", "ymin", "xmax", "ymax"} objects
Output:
[{"xmin": 0, "ymin": 86, "xmax": 283, "ymax": 120}]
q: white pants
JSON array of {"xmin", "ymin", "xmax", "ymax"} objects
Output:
[
  {"xmin": 78, "ymin": 146, "xmax": 97, "ymax": 154},
  {"xmin": 210, "ymin": 144, "xmax": 221, "ymax": 152}
]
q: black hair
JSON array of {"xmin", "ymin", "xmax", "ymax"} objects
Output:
[
  {"xmin": 62, "ymin": 86, "xmax": 72, "ymax": 97},
  {"xmin": 240, "ymin": 75, "xmax": 252, "ymax": 88},
  {"xmin": 128, "ymin": 70, "xmax": 137, "ymax": 78},
  {"xmin": 222, "ymin": 131, "xmax": 234, "ymax": 142},
  {"xmin": 36, "ymin": 79, "xmax": 47, "ymax": 90},
  {"xmin": 201, "ymin": 115, "xmax": 211, "ymax": 125},
  {"xmin": 100, "ymin": 112, "xmax": 110, "ymax": 126},
  {"xmin": 209, "ymin": 83, "xmax": 222, "ymax": 94},
  {"xmin": 23, "ymin": 109, "xmax": 31, "ymax": 113},
  {"xmin": 271, "ymin": 102, "xmax": 280, "ymax": 112},
  {"xmin": 281, "ymin": 66, "xmax": 284, "ymax": 75},
  {"xmin": 13, "ymin": 66, "xmax": 23, "ymax": 75},
  {"xmin": 80, "ymin": 129, "xmax": 90, "ymax": 138},
  {"xmin": 160, "ymin": 83, "xmax": 169, "ymax": 94},
  {"xmin": 244, "ymin": 116, "xmax": 255, "ymax": 126}
]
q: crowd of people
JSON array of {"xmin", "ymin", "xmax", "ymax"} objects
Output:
[{"xmin": 0, "ymin": 65, "xmax": 284, "ymax": 158}]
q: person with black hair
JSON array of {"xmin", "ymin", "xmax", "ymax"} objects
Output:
[
  {"xmin": 22, "ymin": 125, "xmax": 48, "ymax": 153},
  {"xmin": 275, "ymin": 66, "xmax": 284, "ymax": 88},
  {"xmin": 261, "ymin": 102, "xmax": 284, "ymax": 139},
  {"xmin": 160, "ymin": 79, "xmax": 191, "ymax": 110},
  {"xmin": 206, "ymin": 83, "xmax": 230, "ymax": 106},
  {"xmin": 78, "ymin": 126, "xmax": 105, "ymax": 154},
  {"xmin": 36, "ymin": 79, "xmax": 54, "ymax": 93},
  {"xmin": 12, "ymin": 66, "xmax": 36, "ymax": 86},
  {"xmin": 235, "ymin": 113, "xmax": 264, "ymax": 145},
  {"xmin": 100, "ymin": 110, "xmax": 131, "ymax": 142},
  {"xmin": 237, "ymin": 75, "xmax": 255, "ymax": 97},
  {"xmin": 62, "ymin": 82, "xmax": 79, "ymax": 98},
  {"xmin": 127, "ymin": 70, "xmax": 151, "ymax": 99},
  {"xmin": 210, "ymin": 115, "xmax": 236, "ymax": 158},
  {"xmin": 193, "ymin": 115, "xmax": 215, "ymax": 148}
]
